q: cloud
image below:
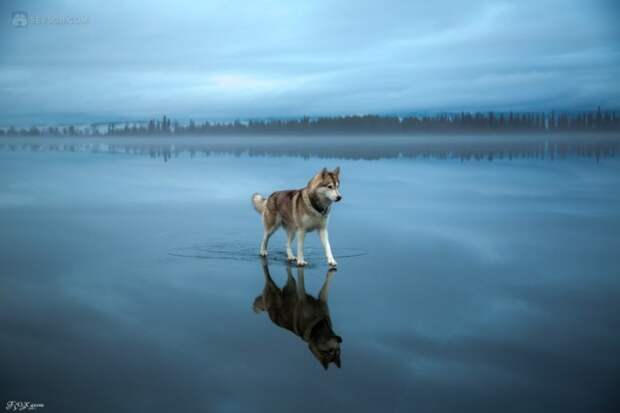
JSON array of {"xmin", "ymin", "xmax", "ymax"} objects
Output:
[{"xmin": 0, "ymin": 0, "xmax": 618, "ymax": 125}]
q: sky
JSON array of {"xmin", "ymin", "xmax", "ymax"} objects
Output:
[{"xmin": 0, "ymin": 0, "xmax": 619, "ymax": 125}]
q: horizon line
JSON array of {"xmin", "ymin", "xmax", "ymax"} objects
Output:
[{"xmin": 2, "ymin": 107, "xmax": 619, "ymax": 129}]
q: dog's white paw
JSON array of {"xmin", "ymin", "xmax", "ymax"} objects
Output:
[
  {"xmin": 287, "ymin": 255, "xmax": 297, "ymax": 262},
  {"xmin": 259, "ymin": 250, "xmax": 268, "ymax": 257},
  {"xmin": 296, "ymin": 259, "xmax": 308, "ymax": 267},
  {"xmin": 328, "ymin": 259, "xmax": 338, "ymax": 268}
]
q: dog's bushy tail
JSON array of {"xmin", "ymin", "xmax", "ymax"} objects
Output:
[
  {"xmin": 252, "ymin": 295, "xmax": 266, "ymax": 313},
  {"xmin": 252, "ymin": 193, "xmax": 266, "ymax": 214}
]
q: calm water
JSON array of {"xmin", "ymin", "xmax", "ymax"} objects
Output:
[{"xmin": 1, "ymin": 136, "xmax": 619, "ymax": 413}]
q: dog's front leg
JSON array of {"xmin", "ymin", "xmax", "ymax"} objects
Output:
[
  {"xmin": 296, "ymin": 230, "xmax": 307, "ymax": 267},
  {"xmin": 286, "ymin": 230, "xmax": 296, "ymax": 261},
  {"xmin": 319, "ymin": 269, "xmax": 335, "ymax": 303},
  {"xmin": 296, "ymin": 266, "xmax": 307, "ymax": 299},
  {"xmin": 319, "ymin": 228, "xmax": 337, "ymax": 267}
]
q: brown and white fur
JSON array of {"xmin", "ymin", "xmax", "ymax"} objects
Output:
[
  {"xmin": 251, "ymin": 167, "xmax": 342, "ymax": 267},
  {"xmin": 253, "ymin": 258, "xmax": 342, "ymax": 370}
]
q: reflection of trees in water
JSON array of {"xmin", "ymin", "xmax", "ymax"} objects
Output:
[{"xmin": 0, "ymin": 136, "xmax": 618, "ymax": 161}]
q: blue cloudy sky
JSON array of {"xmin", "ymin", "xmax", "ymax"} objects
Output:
[{"xmin": 1, "ymin": 0, "xmax": 619, "ymax": 125}]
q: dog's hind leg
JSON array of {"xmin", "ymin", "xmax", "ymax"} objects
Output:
[
  {"xmin": 283, "ymin": 264, "xmax": 298, "ymax": 295},
  {"xmin": 296, "ymin": 266, "xmax": 307, "ymax": 301},
  {"xmin": 254, "ymin": 257, "xmax": 272, "ymax": 313},
  {"xmin": 285, "ymin": 230, "xmax": 296, "ymax": 261},
  {"xmin": 260, "ymin": 256, "xmax": 273, "ymax": 282},
  {"xmin": 259, "ymin": 227, "xmax": 276, "ymax": 257},
  {"xmin": 259, "ymin": 213, "xmax": 279, "ymax": 257}
]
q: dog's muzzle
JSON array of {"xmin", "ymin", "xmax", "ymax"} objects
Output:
[{"xmin": 335, "ymin": 195, "xmax": 342, "ymax": 202}]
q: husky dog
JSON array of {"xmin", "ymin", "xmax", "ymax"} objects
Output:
[
  {"xmin": 253, "ymin": 258, "xmax": 342, "ymax": 370},
  {"xmin": 251, "ymin": 167, "xmax": 342, "ymax": 267}
]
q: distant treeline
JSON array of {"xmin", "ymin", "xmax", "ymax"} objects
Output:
[
  {"xmin": 2, "ymin": 108, "xmax": 619, "ymax": 137},
  {"xmin": 2, "ymin": 135, "xmax": 618, "ymax": 162}
]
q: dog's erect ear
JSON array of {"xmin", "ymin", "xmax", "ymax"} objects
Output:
[
  {"xmin": 308, "ymin": 169, "xmax": 326, "ymax": 187},
  {"xmin": 333, "ymin": 166, "xmax": 340, "ymax": 176}
]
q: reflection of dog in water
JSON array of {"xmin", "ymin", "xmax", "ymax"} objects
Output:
[{"xmin": 253, "ymin": 258, "xmax": 342, "ymax": 370}]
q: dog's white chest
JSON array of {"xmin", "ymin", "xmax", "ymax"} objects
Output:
[{"xmin": 301, "ymin": 214, "xmax": 324, "ymax": 231}]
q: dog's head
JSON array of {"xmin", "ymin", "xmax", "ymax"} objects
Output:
[
  {"xmin": 308, "ymin": 167, "xmax": 342, "ymax": 203},
  {"xmin": 308, "ymin": 325, "xmax": 342, "ymax": 370}
]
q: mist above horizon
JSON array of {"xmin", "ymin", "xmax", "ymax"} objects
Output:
[{"xmin": 1, "ymin": 0, "xmax": 619, "ymax": 126}]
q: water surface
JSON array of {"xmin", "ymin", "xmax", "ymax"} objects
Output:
[{"xmin": 1, "ymin": 136, "xmax": 619, "ymax": 412}]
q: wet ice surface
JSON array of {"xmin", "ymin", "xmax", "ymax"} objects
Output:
[{"xmin": 1, "ymin": 136, "xmax": 619, "ymax": 412}]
